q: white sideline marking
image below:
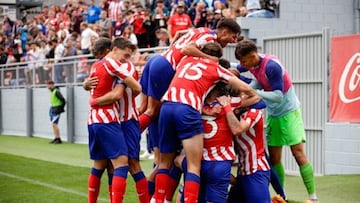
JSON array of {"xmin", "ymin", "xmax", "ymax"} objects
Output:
[{"xmin": 0, "ymin": 171, "xmax": 107, "ymax": 202}]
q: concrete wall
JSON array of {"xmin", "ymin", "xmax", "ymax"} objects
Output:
[{"xmin": 325, "ymin": 123, "xmax": 360, "ymax": 174}]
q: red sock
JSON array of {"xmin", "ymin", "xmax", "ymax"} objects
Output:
[
  {"xmin": 153, "ymin": 173, "xmax": 169, "ymax": 203},
  {"xmin": 136, "ymin": 177, "xmax": 150, "ymax": 203},
  {"xmin": 112, "ymin": 176, "xmax": 127, "ymax": 203},
  {"xmin": 139, "ymin": 113, "xmax": 152, "ymax": 132},
  {"xmin": 108, "ymin": 185, "xmax": 113, "ymax": 203},
  {"xmin": 184, "ymin": 181, "xmax": 200, "ymax": 203},
  {"xmin": 88, "ymin": 174, "xmax": 101, "ymax": 203},
  {"xmin": 165, "ymin": 177, "xmax": 180, "ymax": 201}
]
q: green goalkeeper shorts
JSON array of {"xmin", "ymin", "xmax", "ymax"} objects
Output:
[{"xmin": 266, "ymin": 108, "xmax": 306, "ymax": 146}]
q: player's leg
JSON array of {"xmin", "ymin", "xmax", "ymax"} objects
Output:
[
  {"xmin": 88, "ymin": 159, "xmax": 107, "ymax": 203},
  {"xmin": 87, "ymin": 124, "xmax": 107, "ymax": 203},
  {"xmin": 124, "ymin": 119, "xmax": 150, "ymax": 203},
  {"xmin": 182, "ymin": 134, "xmax": 203, "ymax": 203},
  {"xmin": 287, "ymin": 109, "xmax": 318, "ymax": 201}
]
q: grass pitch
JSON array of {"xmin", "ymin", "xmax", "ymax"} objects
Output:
[{"xmin": 0, "ymin": 135, "xmax": 359, "ymax": 203}]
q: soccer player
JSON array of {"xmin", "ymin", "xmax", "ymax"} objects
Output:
[
  {"xmin": 87, "ymin": 62, "xmax": 150, "ymax": 203},
  {"xmin": 151, "ymin": 43, "xmax": 256, "ymax": 203},
  {"xmin": 138, "ymin": 17, "xmax": 241, "ymax": 198},
  {"xmin": 138, "ymin": 17, "xmax": 241, "ymax": 131},
  {"xmin": 234, "ymin": 39, "xmax": 319, "ymax": 202},
  {"xmin": 226, "ymin": 102, "xmax": 272, "ymax": 203},
  {"xmin": 87, "ymin": 37, "xmax": 141, "ymax": 203}
]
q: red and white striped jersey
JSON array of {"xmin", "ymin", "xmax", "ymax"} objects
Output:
[
  {"xmin": 202, "ymin": 110, "xmax": 236, "ymax": 161},
  {"xmin": 87, "ymin": 58, "xmax": 132, "ymax": 125},
  {"xmin": 235, "ymin": 109, "xmax": 271, "ymax": 175},
  {"xmin": 163, "ymin": 56, "xmax": 234, "ymax": 112},
  {"xmin": 162, "ymin": 27, "xmax": 217, "ymax": 69},
  {"xmin": 108, "ymin": 1, "xmax": 122, "ymax": 22},
  {"xmin": 117, "ymin": 62, "xmax": 140, "ymax": 122}
]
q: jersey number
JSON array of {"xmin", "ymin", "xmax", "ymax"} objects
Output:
[{"xmin": 178, "ymin": 62, "xmax": 207, "ymax": 80}]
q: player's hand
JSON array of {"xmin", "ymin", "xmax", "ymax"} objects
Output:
[
  {"xmin": 83, "ymin": 77, "xmax": 98, "ymax": 90},
  {"xmin": 208, "ymin": 55, "xmax": 219, "ymax": 62},
  {"xmin": 217, "ymin": 95, "xmax": 231, "ymax": 106}
]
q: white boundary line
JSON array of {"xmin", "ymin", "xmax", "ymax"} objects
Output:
[{"xmin": 0, "ymin": 171, "xmax": 108, "ymax": 202}]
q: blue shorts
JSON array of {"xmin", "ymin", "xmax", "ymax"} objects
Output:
[
  {"xmin": 88, "ymin": 122, "xmax": 128, "ymax": 160},
  {"xmin": 140, "ymin": 55, "xmax": 174, "ymax": 100},
  {"xmin": 227, "ymin": 170, "xmax": 271, "ymax": 203},
  {"xmin": 158, "ymin": 102, "xmax": 203, "ymax": 153},
  {"xmin": 121, "ymin": 119, "xmax": 141, "ymax": 160},
  {"xmin": 199, "ymin": 160, "xmax": 232, "ymax": 203},
  {"xmin": 148, "ymin": 118, "xmax": 159, "ymax": 150},
  {"xmin": 49, "ymin": 108, "xmax": 60, "ymax": 124}
]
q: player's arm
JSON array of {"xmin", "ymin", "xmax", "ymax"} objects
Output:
[
  {"xmin": 217, "ymin": 95, "xmax": 250, "ymax": 136},
  {"xmin": 227, "ymin": 76, "xmax": 257, "ymax": 98},
  {"xmin": 181, "ymin": 41, "xmax": 218, "ymax": 62},
  {"xmin": 123, "ymin": 76, "xmax": 141, "ymax": 96},
  {"xmin": 90, "ymin": 84, "xmax": 125, "ymax": 106},
  {"xmin": 255, "ymin": 62, "xmax": 284, "ymax": 103}
]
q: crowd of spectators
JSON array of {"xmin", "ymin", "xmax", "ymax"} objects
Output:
[{"xmin": 0, "ymin": 0, "xmax": 279, "ymax": 86}]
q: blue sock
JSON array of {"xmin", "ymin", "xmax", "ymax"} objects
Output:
[
  {"xmin": 148, "ymin": 181, "xmax": 155, "ymax": 195},
  {"xmin": 114, "ymin": 166, "xmax": 129, "ymax": 178},
  {"xmin": 91, "ymin": 168, "xmax": 105, "ymax": 178},
  {"xmin": 185, "ymin": 172, "xmax": 200, "ymax": 183},
  {"xmin": 169, "ymin": 165, "xmax": 182, "ymax": 180},
  {"xmin": 132, "ymin": 171, "xmax": 146, "ymax": 182},
  {"xmin": 107, "ymin": 171, "xmax": 113, "ymax": 185}
]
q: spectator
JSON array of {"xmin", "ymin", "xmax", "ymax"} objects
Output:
[
  {"xmin": 80, "ymin": 22, "xmax": 99, "ymax": 54},
  {"xmin": 26, "ymin": 41, "xmax": 40, "ymax": 84},
  {"xmin": 87, "ymin": 0, "xmax": 102, "ymax": 24},
  {"xmin": 155, "ymin": 28, "xmax": 170, "ymax": 47},
  {"xmin": 98, "ymin": 11, "xmax": 113, "ymax": 38},
  {"xmin": 57, "ymin": 23, "xmax": 70, "ymax": 41},
  {"xmin": 62, "ymin": 37, "xmax": 78, "ymax": 83},
  {"xmin": 0, "ymin": 45, "xmax": 8, "ymax": 65},
  {"xmin": 37, "ymin": 40, "xmax": 50, "ymax": 84},
  {"xmin": 54, "ymin": 37, "xmax": 65, "ymax": 83},
  {"xmin": 108, "ymin": 0, "xmax": 122, "ymax": 25},
  {"xmin": 46, "ymin": 80, "xmax": 66, "ymax": 144},
  {"xmin": 187, "ymin": 1, "xmax": 207, "ymax": 27},
  {"xmin": 121, "ymin": 25, "xmax": 138, "ymax": 45},
  {"xmin": 212, "ymin": 9, "xmax": 222, "ymax": 29},
  {"xmin": 131, "ymin": 3, "xmax": 148, "ymax": 48},
  {"xmin": 152, "ymin": 0, "xmax": 169, "ymax": 30},
  {"xmin": 113, "ymin": 13, "xmax": 129, "ymax": 38},
  {"xmin": 143, "ymin": 8, "xmax": 157, "ymax": 47},
  {"xmin": 167, "ymin": 2, "xmax": 193, "ymax": 42}
]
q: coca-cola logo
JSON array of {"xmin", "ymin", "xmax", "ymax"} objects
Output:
[{"xmin": 338, "ymin": 53, "xmax": 360, "ymax": 103}]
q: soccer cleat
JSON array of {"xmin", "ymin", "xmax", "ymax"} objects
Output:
[
  {"xmin": 272, "ymin": 194, "xmax": 287, "ymax": 203},
  {"xmin": 304, "ymin": 199, "xmax": 320, "ymax": 203},
  {"xmin": 53, "ymin": 138, "xmax": 62, "ymax": 144}
]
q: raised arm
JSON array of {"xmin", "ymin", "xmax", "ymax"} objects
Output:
[{"xmin": 217, "ymin": 95, "xmax": 250, "ymax": 136}]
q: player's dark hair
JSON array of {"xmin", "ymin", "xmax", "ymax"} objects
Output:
[
  {"xmin": 219, "ymin": 58, "xmax": 230, "ymax": 69},
  {"xmin": 202, "ymin": 42, "xmax": 223, "ymax": 58},
  {"xmin": 92, "ymin": 37, "xmax": 112, "ymax": 59},
  {"xmin": 216, "ymin": 18, "xmax": 241, "ymax": 35},
  {"xmin": 111, "ymin": 37, "xmax": 137, "ymax": 52},
  {"xmin": 235, "ymin": 39, "xmax": 258, "ymax": 60}
]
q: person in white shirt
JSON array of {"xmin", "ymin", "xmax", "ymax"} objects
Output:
[{"xmin": 80, "ymin": 22, "xmax": 99, "ymax": 54}]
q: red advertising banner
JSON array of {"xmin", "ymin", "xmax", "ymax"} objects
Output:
[{"xmin": 330, "ymin": 35, "xmax": 360, "ymax": 122}]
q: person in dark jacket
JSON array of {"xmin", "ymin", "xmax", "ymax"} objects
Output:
[{"xmin": 46, "ymin": 80, "xmax": 66, "ymax": 144}]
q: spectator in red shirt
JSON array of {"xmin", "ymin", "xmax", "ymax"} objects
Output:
[
  {"xmin": 167, "ymin": 2, "xmax": 193, "ymax": 42},
  {"xmin": 131, "ymin": 3, "xmax": 148, "ymax": 48}
]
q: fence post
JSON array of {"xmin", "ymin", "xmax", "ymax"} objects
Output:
[
  {"xmin": 26, "ymin": 87, "xmax": 33, "ymax": 137},
  {"xmin": 66, "ymin": 86, "xmax": 75, "ymax": 143}
]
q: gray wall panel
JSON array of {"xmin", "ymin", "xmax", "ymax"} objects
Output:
[{"xmin": 1, "ymin": 89, "xmax": 27, "ymax": 136}]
